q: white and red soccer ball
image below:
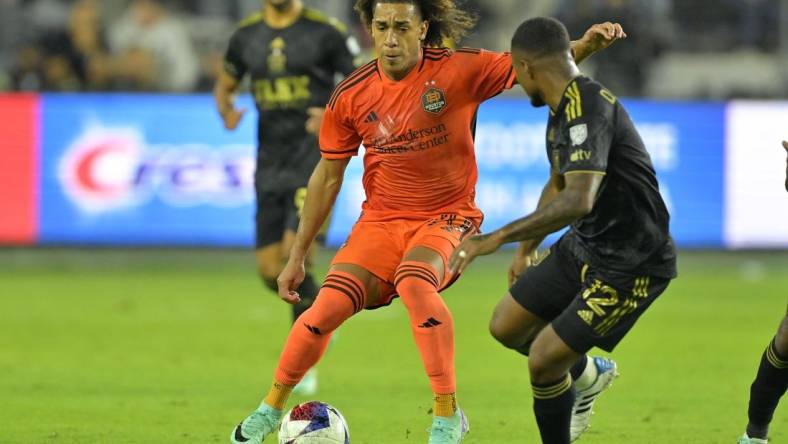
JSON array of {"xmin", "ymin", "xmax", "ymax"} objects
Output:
[{"xmin": 278, "ymin": 401, "xmax": 349, "ymax": 444}]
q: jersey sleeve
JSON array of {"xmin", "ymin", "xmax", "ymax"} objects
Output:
[
  {"xmin": 559, "ymin": 87, "xmax": 615, "ymax": 175},
  {"xmin": 463, "ymin": 49, "xmax": 517, "ymax": 102},
  {"xmin": 319, "ymin": 95, "xmax": 362, "ymax": 159},
  {"xmin": 223, "ymin": 30, "xmax": 247, "ymax": 80}
]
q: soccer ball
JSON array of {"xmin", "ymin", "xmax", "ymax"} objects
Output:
[{"xmin": 278, "ymin": 401, "xmax": 350, "ymax": 444}]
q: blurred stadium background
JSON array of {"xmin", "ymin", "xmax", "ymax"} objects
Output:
[{"xmin": 1, "ymin": 0, "xmax": 787, "ymax": 443}]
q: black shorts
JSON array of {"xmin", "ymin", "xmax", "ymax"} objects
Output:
[
  {"xmin": 510, "ymin": 238, "xmax": 671, "ymax": 353},
  {"xmin": 255, "ymin": 187, "xmax": 306, "ymax": 248}
]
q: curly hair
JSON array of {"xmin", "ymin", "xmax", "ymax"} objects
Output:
[{"xmin": 354, "ymin": 0, "xmax": 477, "ymax": 47}]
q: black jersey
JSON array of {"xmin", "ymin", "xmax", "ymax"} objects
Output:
[
  {"xmin": 547, "ymin": 76, "xmax": 677, "ymax": 278},
  {"xmin": 224, "ymin": 8, "xmax": 357, "ymax": 190}
]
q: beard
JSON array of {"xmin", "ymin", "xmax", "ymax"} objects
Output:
[{"xmin": 529, "ymin": 92, "xmax": 546, "ymax": 108}]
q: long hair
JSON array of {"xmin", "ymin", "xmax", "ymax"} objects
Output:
[{"xmin": 354, "ymin": 0, "xmax": 477, "ymax": 47}]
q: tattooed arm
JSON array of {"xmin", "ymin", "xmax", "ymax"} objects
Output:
[{"xmin": 449, "ymin": 172, "xmax": 604, "ymax": 273}]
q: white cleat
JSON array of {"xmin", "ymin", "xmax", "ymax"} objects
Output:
[
  {"xmin": 570, "ymin": 357, "xmax": 618, "ymax": 442},
  {"xmin": 738, "ymin": 433, "xmax": 768, "ymax": 444}
]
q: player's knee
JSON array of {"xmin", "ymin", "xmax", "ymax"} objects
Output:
[
  {"xmin": 300, "ymin": 271, "xmax": 367, "ymax": 334},
  {"xmin": 395, "ymin": 276, "xmax": 436, "ymax": 301},
  {"xmin": 527, "ymin": 342, "xmax": 564, "ymax": 384},
  {"xmin": 489, "ymin": 318, "xmax": 518, "ymax": 348},
  {"xmin": 397, "ymin": 278, "xmax": 445, "ymax": 313},
  {"xmin": 394, "ymin": 262, "xmax": 440, "ymax": 296},
  {"xmin": 527, "ymin": 349, "xmax": 553, "ymax": 384},
  {"xmin": 298, "ymin": 297, "xmax": 350, "ymax": 335},
  {"xmin": 489, "ymin": 315, "xmax": 537, "ymax": 354}
]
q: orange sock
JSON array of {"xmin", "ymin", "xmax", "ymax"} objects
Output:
[
  {"xmin": 394, "ymin": 261, "xmax": 456, "ymax": 395},
  {"xmin": 273, "ymin": 271, "xmax": 364, "ymax": 387}
]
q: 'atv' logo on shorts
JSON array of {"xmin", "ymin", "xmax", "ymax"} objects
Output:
[{"xmin": 422, "ymin": 87, "xmax": 447, "ymax": 114}]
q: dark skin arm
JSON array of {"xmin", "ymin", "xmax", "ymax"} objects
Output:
[
  {"xmin": 213, "ymin": 70, "xmax": 246, "ymax": 130},
  {"xmin": 570, "ymin": 22, "xmax": 627, "ymax": 65},
  {"xmin": 449, "ymin": 171, "xmax": 604, "ymax": 274},
  {"xmin": 507, "ymin": 169, "xmax": 563, "ymax": 285}
]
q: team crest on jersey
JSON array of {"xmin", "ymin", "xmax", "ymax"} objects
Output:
[
  {"xmin": 421, "ymin": 87, "xmax": 447, "ymax": 114},
  {"xmin": 569, "ymin": 123, "xmax": 588, "ymax": 146},
  {"xmin": 268, "ymin": 37, "xmax": 287, "ymax": 73}
]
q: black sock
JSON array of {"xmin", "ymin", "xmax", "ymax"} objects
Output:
[
  {"xmin": 569, "ymin": 355, "xmax": 588, "ymax": 380},
  {"xmin": 261, "ymin": 277, "xmax": 278, "ymax": 292},
  {"xmin": 746, "ymin": 338, "xmax": 788, "ymax": 439},
  {"xmin": 291, "ymin": 273, "xmax": 319, "ymax": 323},
  {"xmin": 532, "ymin": 374, "xmax": 575, "ymax": 444}
]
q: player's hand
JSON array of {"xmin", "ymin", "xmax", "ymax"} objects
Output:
[
  {"xmin": 221, "ymin": 107, "xmax": 246, "ymax": 130},
  {"xmin": 276, "ymin": 258, "xmax": 305, "ymax": 305},
  {"xmin": 582, "ymin": 22, "xmax": 627, "ymax": 53},
  {"xmin": 306, "ymin": 107, "xmax": 325, "ymax": 135},
  {"xmin": 508, "ymin": 251, "xmax": 534, "ymax": 287},
  {"xmin": 449, "ymin": 233, "xmax": 503, "ymax": 275}
]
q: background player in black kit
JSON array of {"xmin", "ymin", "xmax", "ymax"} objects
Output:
[
  {"xmin": 213, "ymin": 0, "xmax": 358, "ymax": 395},
  {"xmin": 448, "ymin": 17, "xmax": 676, "ymax": 444},
  {"xmin": 736, "ymin": 141, "xmax": 788, "ymax": 444}
]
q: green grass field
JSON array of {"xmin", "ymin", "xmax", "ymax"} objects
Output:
[{"xmin": 1, "ymin": 248, "xmax": 786, "ymax": 443}]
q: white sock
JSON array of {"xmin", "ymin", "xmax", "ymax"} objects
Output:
[{"xmin": 573, "ymin": 358, "xmax": 598, "ymax": 391}]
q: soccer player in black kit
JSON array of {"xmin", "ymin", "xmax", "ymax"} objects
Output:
[
  {"xmin": 737, "ymin": 141, "xmax": 788, "ymax": 444},
  {"xmin": 213, "ymin": 0, "xmax": 357, "ymax": 395},
  {"xmin": 448, "ymin": 17, "xmax": 676, "ymax": 444}
]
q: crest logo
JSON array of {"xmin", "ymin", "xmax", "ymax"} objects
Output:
[
  {"xmin": 268, "ymin": 37, "xmax": 287, "ymax": 74},
  {"xmin": 569, "ymin": 123, "xmax": 588, "ymax": 146},
  {"xmin": 421, "ymin": 87, "xmax": 447, "ymax": 114}
]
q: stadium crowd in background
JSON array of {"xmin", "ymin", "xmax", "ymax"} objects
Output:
[{"xmin": 0, "ymin": 0, "xmax": 786, "ymax": 97}]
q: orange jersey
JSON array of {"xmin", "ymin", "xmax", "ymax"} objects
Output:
[{"xmin": 320, "ymin": 47, "xmax": 516, "ymax": 224}]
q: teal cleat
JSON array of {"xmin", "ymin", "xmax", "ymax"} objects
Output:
[
  {"xmin": 738, "ymin": 434, "xmax": 768, "ymax": 444},
  {"xmin": 570, "ymin": 356, "xmax": 619, "ymax": 442},
  {"xmin": 428, "ymin": 408, "xmax": 469, "ymax": 444},
  {"xmin": 230, "ymin": 402, "xmax": 281, "ymax": 444}
]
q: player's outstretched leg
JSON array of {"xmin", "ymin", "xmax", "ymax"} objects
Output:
[
  {"xmin": 569, "ymin": 355, "xmax": 618, "ymax": 442},
  {"xmin": 529, "ymin": 325, "xmax": 585, "ymax": 444},
  {"xmin": 739, "ymin": 315, "xmax": 788, "ymax": 444},
  {"xmin": 291, "ymin": 273, "xmax": 320, "ymax": 396},
  {"xmin": 231, "ymin": 271, "xmax": 365, "ymax": 444},
  {"xmin": 394, "ymin": 259, "xmax": 468, "ymax": 443}
]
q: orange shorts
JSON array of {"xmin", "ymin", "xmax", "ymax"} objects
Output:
[{"xmin": 331, "ymin": 214, "xmax": 479, "ymax": 309}]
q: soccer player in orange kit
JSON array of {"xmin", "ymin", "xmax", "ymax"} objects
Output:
[{"xmin": 230, "ymin": 2, "xmax": 624, "ymax": 443}]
